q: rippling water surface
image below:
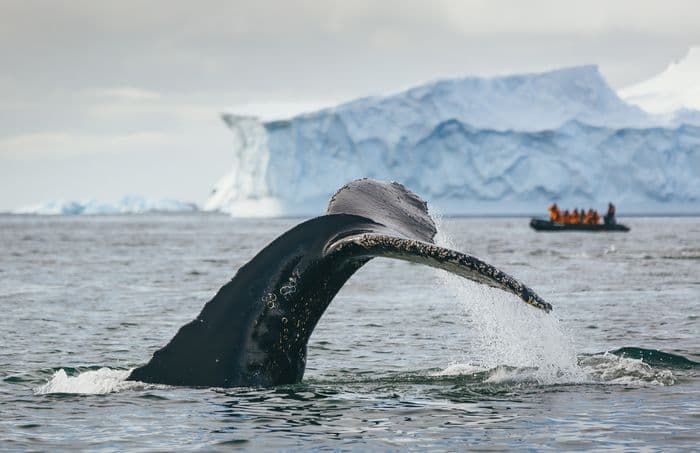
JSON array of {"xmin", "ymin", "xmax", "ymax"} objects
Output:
[{"xmin": 1, "ymin": 214, "xmax": 698, "ymax": 450}]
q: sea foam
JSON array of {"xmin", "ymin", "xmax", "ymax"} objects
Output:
[{"xmin": 35, "ymin": 368, "xmax": 145, "ymax": 395}]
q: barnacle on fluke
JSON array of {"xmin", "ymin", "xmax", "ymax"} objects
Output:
[{"xmin": 127, "ymin": 179, "xmax": 551, "ymax": 388}]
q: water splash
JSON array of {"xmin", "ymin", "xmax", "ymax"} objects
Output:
[
  {"xmin": 429, "ymin": 218, "xmax": 681, "ymax": 387},
  {"xmin": 432, "ymin": 355, "xmax": 677, "ymax": 386},
  {"xmin": 432, "ymin": 218, "xmax": 586, "ymax": 385},
  {"xmin": 579, "ymin": 353, "xmax": 676, "ymax": 386},
  {"xmin": 430, "ymin": 363, "xmax": 485, "ymax": 377},
  {"xmin": 34, "ymin": 368, "xmax": 148, "ymax": 395}
]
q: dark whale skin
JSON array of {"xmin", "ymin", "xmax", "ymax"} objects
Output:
[{"xmin": 128, "ymin": 179, "xmax": 550, "ymax": 388}]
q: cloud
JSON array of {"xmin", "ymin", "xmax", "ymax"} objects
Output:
[
  {"xmin": 223, "ymin": 101, "xmax": 346, "ymax": 121},
  {"xmin": 85, "ymin": 87, "xmax": 162, "ymax": 101},
  {"xmin": 0, "ymin": 131, "xmax": 171, "ymax": 159},
  {"xmin": 440, "ymin": 0, "xmax": 700, "ymax": 36},
  {"xmin": 1, "ymin": 0, "xmax": 699, "ymax": 209},
  {"xmin": 2, "ymin": 0, "xmax": 700, "ymax": 98}
]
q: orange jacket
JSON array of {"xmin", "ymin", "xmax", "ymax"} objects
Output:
[{"xmin": 549, "ymin": 208, "xmax": 561, "ymax": 222}]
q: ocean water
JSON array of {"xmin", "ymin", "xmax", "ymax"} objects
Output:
[{"xmin": 1, "ymin": 214, "xmax": 698, "ymax": 451}]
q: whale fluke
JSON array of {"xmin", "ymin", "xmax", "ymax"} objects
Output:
[{"xmin": 128, "ymin": 179, "xmax": 550, "ymax": 388}]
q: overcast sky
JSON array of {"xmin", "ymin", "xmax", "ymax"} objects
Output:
[{"xmin": 1, "ymin": 0, "xmax": 699, "ymax": 210}]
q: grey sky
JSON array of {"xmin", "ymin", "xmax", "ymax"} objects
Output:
[{"xmin": 1, "ymin": 0, "xmax": 699, "ymax": 210}]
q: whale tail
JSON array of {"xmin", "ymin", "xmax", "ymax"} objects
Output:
[
  {"xmin": 326, "ymin": 179, "xmax": 550, "ymax": 311},
  {"xmin": 128, "ymin": 179, "xmax": 550, "ymax": 388},
  {"xmin": 328, "ymin": 232, "xmax": 550, "ymax": 312}
]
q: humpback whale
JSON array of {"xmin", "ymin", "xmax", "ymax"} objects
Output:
[{"xmin": 128, "ymin": 179, "xmax": 551, "ymax": 388}]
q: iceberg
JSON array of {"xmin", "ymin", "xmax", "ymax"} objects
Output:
[
  {"xmin": 207, "ymin": 65, "xmax": 700, "ymax": 216},
  {"xmin": 13, "ymin": 196, "xmax": 198, "ymax": 215},
  {"xmin": 620, "ymin": 46, "xmax": 700, "ymax": 115}
]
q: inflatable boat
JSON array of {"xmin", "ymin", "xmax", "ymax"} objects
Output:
[{"xmin": 529, "ymin": 218, "xmax": 630, "ymax": 232}]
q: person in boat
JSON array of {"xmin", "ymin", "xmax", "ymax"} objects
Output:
[
  {"xmin": 584, "ymin": 208, "xmax": 597, "ymax": 225},
  {"xmin": 604, "ymin": 202, "xmax": 616, "ymax": 225},
  {"xmin": 562, "ymin": 209, "xmax": 570, "ymax": 223},
  {"xmin": 548, "ymin": 203, "xmax": 561, "ymax": 223},
  {"xmin": 592, "ymin": 210, "xmax": 600, "ymax": 225},
  {"xmin": 572, "ymin": 208, "xmax": 580, "ymax": 224}
]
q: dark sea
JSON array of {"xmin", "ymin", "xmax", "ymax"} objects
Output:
[{"xmin": 1, "ymin": 214, "xmax": 698, "ymax": 451}]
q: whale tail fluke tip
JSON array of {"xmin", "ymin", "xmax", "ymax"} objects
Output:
[{"xmin": 327, "ymin": 178, "xmax": 436, "ymax": 243}]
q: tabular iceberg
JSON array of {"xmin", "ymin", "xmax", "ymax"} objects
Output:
[{"xmin": 207, "ymin": 65, "xmax": 700, "ymax": 216}]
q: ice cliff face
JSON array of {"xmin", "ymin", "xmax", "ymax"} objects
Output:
[{"xmin": 208, "ymin": 65, "xmax": 700, "ymax": 216}]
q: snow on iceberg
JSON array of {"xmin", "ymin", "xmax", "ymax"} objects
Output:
[
  {"xmin": 207, "ymin": 65, "xmax": 700, "ymax": 217},
  {"xmin": 14, "ymin": 196, "xmax": 198, "ymax": 215},
  {"xmin": 620, "ymin": 46, "xmax": 700, "ymax": 115}
]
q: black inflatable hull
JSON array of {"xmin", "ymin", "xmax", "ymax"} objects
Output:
[{"xmin": 530, "ymin": 218, "xmax": 630, "ymax": 232}]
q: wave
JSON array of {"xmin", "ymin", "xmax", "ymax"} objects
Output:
[
  {"xmin": 431, "ymin": 349, "xmax": 688, "ymax": 387},
  {"xmin": 34, "ymin": 347, "xmax": 693, "ymax": 395},
  {"xmin": 607, "ymin": 347, "xmax": 700, "ymax": 369},
  {"xmin": 577, "ymin": 352, "xmax": 676, "ymax": 386}
]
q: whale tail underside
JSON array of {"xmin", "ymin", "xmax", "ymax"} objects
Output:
[
  {"xmin": 326, "ymin": 179, "xmax": 550, "ymax": 311},
  {"xmin": 327, "ymin": 232, "xmax": 551, "ymax": 312}
]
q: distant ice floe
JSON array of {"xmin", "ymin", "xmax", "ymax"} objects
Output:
[
  {"xmin": 209, "ymin": 62, "xmax": 700, "ymax": 217},
  {"xmin": 13, "ymin": 195, "xmax": 198, "ymax": 215}
]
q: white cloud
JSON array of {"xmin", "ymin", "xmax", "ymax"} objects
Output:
[
  {"xmin": 1, "ymin": 0, "xmax": 699, "ymax": 209},
  {"xmin": 85, "ymin": 87, "xmax": 161, "ymax": 101},
  {"xmin": 224, "ymin": 101, "xmax": 345, "ymax": 121},
  {"xmin": 0, "ymin": 131, "xmax": 171, "ymax": 159},
  {"xmin": 440, "ymin": 0, "xmax": 700, "ymax": 36}
]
